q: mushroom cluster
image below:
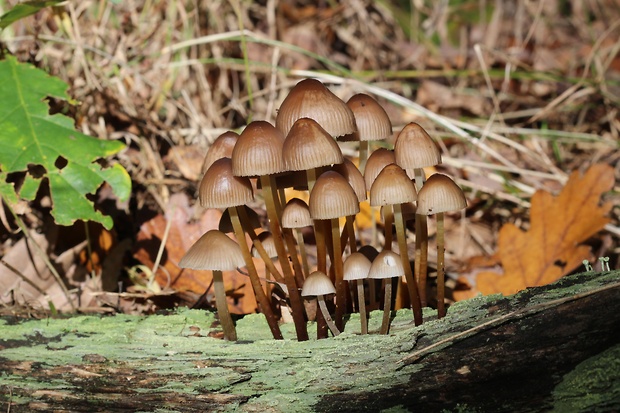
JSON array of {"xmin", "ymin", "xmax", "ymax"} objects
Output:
[{"xmin": 180, "ymin": 78, "xmax": 466, "ymax": 341}]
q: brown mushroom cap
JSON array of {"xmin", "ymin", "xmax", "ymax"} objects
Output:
[
  {"xmin": 309, "ymin": 171, "xmax": 360, "ymax": 220},
  {"xmin": 416, "ymin": 173, "xmax": 467, "ymax": 215},
  {"xmin": 199, "ymin": 157, "xmax": 254, "ymax": 209},
  {"xmin": 368, "ymin": 250, "xmax": 404, "ymax": 279},
  {"xmin": 219, "ymin": 205, "xmax": 261, "ymax": 233},
  {"xmin": 394, "ymin": 122, "xmax": 442, "ymax": 170},
  {"xmin": 364, "ymin": 148, "xmax": 396, "ymax": 190},
  {"xmin": 343, "ymin": 252, "xmax": 372, "ymax": 281},
  {"xmin": 179, "ymin": 230, "xmax": 245, "ymax": 271},
  {"xmin": 282, "ymin": 118, "xmax": 344, "ymax": 171},
  {"xmin": 232, "ymin": 121, "xmax": 285, "ymax": 177},
  {"xmin": 281, "ymin": 198, "xmax": 313, "ymax": 228},
  {"xmin": 369, "ymin": 163, "xmax": 417, "ymax": 207},
  {"xmin": 301, "ymin": 270, "xmax": 336, "ymax": 296},
  {"xmin": 341, "ymin": 93, "xmax": 392, "ymax": 142},
  {"xmin": 251, "ymin": 231, "xmax": 278, "ymax": 259},
  {"xmin": 201, "ymin": 131, "xmax": 239, "ymax": 174},
  {"xmin": 276, "ymin": 79, "xmax": 357, "ymax": 138},
  {"xmin": 332, "ymin": 159, "xmax": 367, "ymax": 202}
]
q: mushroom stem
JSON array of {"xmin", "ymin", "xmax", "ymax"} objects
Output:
[
  {"xmin": 358, "ymin": 140, "xmax": 370, "ymax": 174},
  {"xmin": 414, "ymin": 168, "xmax": 428, "ymax": 307},
  {"xmin": 212, "ymin": 270, "xmax": 237, "ymax": 341},
  {"xmin": 383, "ymin": 207, "xmax": 394, "ymax": 251},
  {"xmin": 294, "ymin": 228, "xmax": 311, "ymax": 278},
  {"xmin": 317, "ymin": 294, "xmax": 340, "ymax": 336},
  {"xmin": 379, "ymin": 279, "xmax": 392, "ymax": 335},
  {"xmin": 393, "ymin": 203, "xmax": 423, "ymax": 325},
  {"xmin": 331, "ymin": 218, "xmax": 346, "ymax": 330},
  {"xmin": 230, "ymin": 206, "xmax": 283, "ymax": 339},
  {"xmin": 356, "ymin": 279, "xmax": 368, "ymax": 335},
  {"xmin": 436, "ymin": 212, "xmax": 446, "ymax": 318},
  {"xmin": 283, "ymin": 228, "xmax": 305, "ymax": 288},
  {"xmin": 261, "ymin": 175, "xmax": 309, "ymax": 341},
  {"xmin": 345, "ymin": 215, "xmax": 357, "ymax": 253}
]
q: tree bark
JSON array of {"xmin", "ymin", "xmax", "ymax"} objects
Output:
[{"xmin": 1, "ymin": 270, "xmax": 619, "ymax": 412}]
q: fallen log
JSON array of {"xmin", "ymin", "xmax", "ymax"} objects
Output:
[{"xmin": 1, "ymin": 270, "xmax": 619, "ymax": 412}]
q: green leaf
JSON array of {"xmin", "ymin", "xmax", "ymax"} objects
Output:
[
  {"xmin": 0, "ymin": 55, "xmax": 131, "ymax": 229},
  {"xmin": 0, "ymin": 1, "xmax": 65, "ymax": 30}
]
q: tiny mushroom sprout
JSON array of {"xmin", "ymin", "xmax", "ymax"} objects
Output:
[
  {"xmin": 343, "ymin": 252, "xmax": 372, "ymax": 334},
  {"xmin": 302, "ymin": 271, "xmax": 340, "ymax": 337},
  {"xmin": 275, "ymin": 78, "xmax": 357, "ymax": 138},
  {"xmin": 231, "ymin": 120, "xmax": 308, "ymax": 341},
  {"xmin": 281, "ymin": 198, "xmax": 313, "ymax": 279},
  {"xmin": 199, "ymin": 157, "xmax": 283, "ymax": 339},
  {"xmin": 179, "ymin": 230, "xmax": 245, "ymax": 341},
  {"xmin": 370, "ymin": 163, "xmax": 423, "ymax": 325},
  {"xmin": 416, "ymin": 173, "xmax": 467, "ymax": 319},
  {"xmin": 309, "ymin": 170, "xmax": 360, "ymax": 330},
  {"xmin": 343, "ymin": 93, "xmax": 393, "ymax": 174},
  {"xmin": 369, "ymin": 249, "xmax": 405, "ymax": 334},
  {"xmin": 394, "ymin": 122, "xmax": 442, "ymax": 308}
]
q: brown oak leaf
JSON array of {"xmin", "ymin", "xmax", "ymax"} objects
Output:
[{"xmin": 476, "ymin": 163, "xmax": 614, "ymax": 295}]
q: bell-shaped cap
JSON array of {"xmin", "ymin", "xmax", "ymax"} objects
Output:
[
  {"xmin": 369, "ymin": 163, "xmax": 417, "ymax": 207},
  {"xmin": 201, "ymin": 131, "xmax": 239, "ymax": 174},
  {"xmin": 179, "ymin": 230, "xmax": 245, "ymax": 271},
  {"xmin": 301, "ymin": 271, "xmax": 336, "ymax": 296},
  {"xmin": 332, "ymin": 159, "xmax": 366, "ymax": 202},
  {"xmin": 417, "ymin": 173, "xmax": 467, "ymax": 215},
  {"xmin": 283, "ymin": 118, "xmax": 344, "ymax": 171},
  {"xmin": 341, "ymin": 93, "xmax": 392, "ymax": 142},
  {"xmin": 343, "ymin": 252, "xmax": 372, "ymax": 281},
  {"xmin": 251, "ymin": 231, "xmax": 278, "ymax": 259},
  {"xmin": 276, "ymin": 78, "xmax": 357, "ymax": 138},
  {"xmin": 232, "ymin": 121, "xmax": 285, "ymax": 177},
  {"xmin": 364, "ymin": 148, "xmax": 396, "ymax": 190},
  {"xmin": 368, "ymin": 250, "xmax": 404, "ymax": 279},
  {"xmin": 219, "ymin": 205, "xmax": 261, "ymax": 234},
  {"xmin": 281, "ymin": 198, "xmax": 313, "ymax": 228},
  {"xmin": 309, "ymin": 171, "xmax": 360, "ymax": 220},
  {"xmin": 199, "ymin": 157, "xmax": 253, "ymax": 209},
  {"xmin": 394, "ymin": 122, "xmax": 442, "ymax": 169}
]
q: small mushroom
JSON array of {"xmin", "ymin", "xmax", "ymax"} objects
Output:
[
  {"xmin": 369, "ymin": 250, "xmax": 405, "ymax": 334},
  {"xmin": 179, "ymin": 230, "xmax": 245, "ymax": 341},
  {"xmin": 417, "ymin": 173, "xmax": 466, "ymax": 318},
  {"xmin": 343, "ymin": 252, "xmax": 372, "ymax": 334},
  {"xmin": 302, "ymin": 271, "xmax": 340, "ymax": 337}
]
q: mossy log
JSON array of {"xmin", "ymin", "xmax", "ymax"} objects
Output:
[{"xmin": 1, "ymin": 270, "xmax": 619, "ymax": 412}]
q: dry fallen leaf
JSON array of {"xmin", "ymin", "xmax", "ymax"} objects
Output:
[{"xmin": 476, "ymin": 163, "xmax": 614, "ymax": 296}]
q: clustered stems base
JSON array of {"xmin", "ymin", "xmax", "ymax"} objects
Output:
[{"xmin": 230, "ymin": 206, "xmax": 283, "ymax": 340}]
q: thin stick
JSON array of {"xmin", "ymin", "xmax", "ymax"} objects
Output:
[
  {"xmin": 230, "ymin": 206, "xmax": 283, "ymax": 340},
  {"xmin": 212, "ymin": 270, "xmax": 237, "ymax": 341},
  {"xmin": 294, "ymin": 228, "xmax": 310, "ymax": 278},
  {"xmin": 4, "ymin": 201, "xmax": 76, "ymax": 311}
]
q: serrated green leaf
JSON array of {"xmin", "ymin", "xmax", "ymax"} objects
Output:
[
  {"xmin": 0, "ymin": 55, "xmax": 131, "ymax": 229},
  {"xmin": 0, "ymin": 1, "xmax": 65, "ymax": 30}
]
